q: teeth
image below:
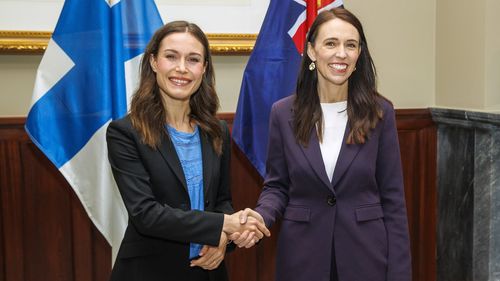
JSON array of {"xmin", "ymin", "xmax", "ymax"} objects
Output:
[
  {"xmin": 170, "ymin": 78, "xmax": 189, "ymax": 85},
  {"xmin": 330, "ymin": 64, "xmax": 347, "ymax": 70}
]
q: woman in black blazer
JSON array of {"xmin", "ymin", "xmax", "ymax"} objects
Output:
[{"xmin": 106, "ymin": 21, "xmax": 269, "ymax": 281}]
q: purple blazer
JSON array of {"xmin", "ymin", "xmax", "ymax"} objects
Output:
[{"xmin": 255, "ymin": 95, "xmax": 411, "ymax": 281}]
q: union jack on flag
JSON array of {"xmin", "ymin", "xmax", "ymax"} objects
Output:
[
  {"xmin": 233, "ymin": 0, "xmax": 344, "ymax": 176},
  {"xmin": 289, "ymin": 0, "xmax": 344, "ymax": 53}
]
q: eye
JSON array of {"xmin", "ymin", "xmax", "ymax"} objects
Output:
[
  {"xmin": 188, "ymin": 57, "xmax": 201, "ymax": 63},
  {"xmin": 347, "ymin": 43, "xmax": 358, "ymax": 49},
  {"xmin": 165, "ymin": 54, "xmax": 176, "ymax": 61},
  {"xmin": 325, "ymin": 41, "xmax": 336, "ymax": 47}
]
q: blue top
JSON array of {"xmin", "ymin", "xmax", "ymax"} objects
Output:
[{"xmin": 167, "ymin": 125, "xmax": 204, "ymax": 260}]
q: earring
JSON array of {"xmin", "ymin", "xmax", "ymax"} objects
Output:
[
  {"xmin": 354, "ymin": 67, "xmax": 357, "ymax": 71},
  {"xmin": 309, "ymin": 61, "xmax": 316, "ymax": 71}
]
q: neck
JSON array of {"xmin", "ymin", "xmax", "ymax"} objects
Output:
[
  {"xmin": 163, "ymin": 98, "xmax": 193, "ymax": 132},
  {"xmin": 318, "ymin": 81, "xmax": 348, "ymax": 103}
]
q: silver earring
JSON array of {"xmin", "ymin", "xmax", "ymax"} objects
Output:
[{"xmin": 309, "ymin": 61, "xmax": 316, "ymax": 71}]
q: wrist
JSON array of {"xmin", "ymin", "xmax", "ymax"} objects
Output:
[
  {"xmin": 220, "ymin": 230, "xmax": 230, "ymax": 246},
  {"xmin": 222, "ymin": 214, "xmax": 236, "ymax": 234}
]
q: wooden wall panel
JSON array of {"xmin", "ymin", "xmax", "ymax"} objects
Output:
[
  {"xmin": 0, "ymin": 111, "xmax": 436, "ymax": 281},
  {"xmin": 21, "ymin": 142, "xmax": 73, "ymax": 281},
  {"xmin": 1, "ymin": 138, "xmax": 26, "ymax": 281},
  {"xmin": 396, "ymin": 109, "xmax": 437, "ymax": 281},
  {"xmin": 0, "ymin": 118, "xmax": 110, "ymax": 281}
]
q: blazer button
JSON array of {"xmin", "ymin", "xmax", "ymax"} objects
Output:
[
  {"xmin": 327, "ymin": 196, "xmax": 336, "ymax": 206},
  {"xmin": 205, "ymin": 200, "xmax": 210, "ymax": 207}
]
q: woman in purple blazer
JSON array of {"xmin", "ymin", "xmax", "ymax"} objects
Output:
[{"xmin": 236, "ymin": 8, "xmax": 412, "ymax": 281}]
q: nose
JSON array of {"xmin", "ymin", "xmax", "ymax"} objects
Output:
[
  {"xmin": 176, "ymin": 58, "xmax": 188, "ymax": 73},
  {"xmin": 335, "ymin": 46, "xmax": 347, "ymax": 59}
]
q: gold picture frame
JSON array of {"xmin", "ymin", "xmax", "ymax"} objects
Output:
[{"xmin": 0, "ymin": 30, "xmax": 256, "ymax": 55}]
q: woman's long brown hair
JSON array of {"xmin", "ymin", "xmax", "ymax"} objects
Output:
[
  {"xmin": 129, "ymin": 21, "xmax": 223, "ymax": 155},
  {"xmin": 293, "ymin": 8, "xmax": 383, "ymax": 146}
]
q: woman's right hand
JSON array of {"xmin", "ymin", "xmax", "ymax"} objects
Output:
[{"xmin": 223, "ymin": 208, "xmax": 270, "ymax": 248}]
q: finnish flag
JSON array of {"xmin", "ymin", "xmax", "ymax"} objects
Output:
[{"xmin": 25, "ymin": 0, "xmax": 163, "ymax": 261}]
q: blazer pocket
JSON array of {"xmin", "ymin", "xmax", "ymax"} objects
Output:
[
  {"xmin": 355, "ymin": 204, "xmax": 384, "ymax": 222},
  {"xmin": 283, "ymin": 206, "xmax": 311, "ymax": 222}
]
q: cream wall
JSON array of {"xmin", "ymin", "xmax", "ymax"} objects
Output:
[
  {"xmin": 436, "ymin": 0, "xmax": 500, "ymax": 112},
  {"xmin": 2, "ymin": 0, "xmax": 498, "ymax": 116},
  {"xmin": 0, "ymin": 0, "xmax": 436, "ymax": 116},
  {"xmin": 349, "ymin": 0, "xmax": 436, "ymax": 108},
  {"xmin": 0, "ymin": 55, "xmax": 40, "ymax": 116},
  {"xmin": 0, "ymin": 55, "xmax": 249, "ymax": 116}
]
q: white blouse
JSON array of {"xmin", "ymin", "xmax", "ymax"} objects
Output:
[{"xmin": 319, "ymin": 101, "xmax": 348, "ymax": 182}]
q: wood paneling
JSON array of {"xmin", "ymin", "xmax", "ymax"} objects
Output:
[
  {"xmin": 0, "ymin": 111, "xmax": 436, "ymax": 281},
  {"xmin": 396, "ymin": 109, "xmax": 437, "ymax": 281},
  {"xmin": 0, "ymin": 118, "xmax": 110, "ymax": 281}
]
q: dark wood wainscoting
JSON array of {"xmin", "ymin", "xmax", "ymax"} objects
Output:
[
  {"xmin": 0, "ymin": 110, "xmax": 436, "ymax": 281},
  {"xmin": 0, "ymin": 118, "xmax": 111, "ymax": 281}
]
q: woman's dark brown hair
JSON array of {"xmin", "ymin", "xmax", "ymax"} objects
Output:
[
  {"xmin": 293, "ymin": 8, "xmax": 383, "ymax": 146},
  {"xmin": 129, "ymin": 21, "xmax": 223, "ymax": 154}
]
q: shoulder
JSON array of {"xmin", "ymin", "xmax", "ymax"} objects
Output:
[
  {"xmin": 218, "ymin": 119, "xmax": 228, "ymax": 131},
  {"xmin": 271, "ymin": 95, "xmax": 295, "ymax": 120},
  {"xmin": 218, "ymin": 119, "xmax": 230, "ymax": 139},
  {"xmin": 377, "ymin": 96, "xmax": 395, "ymax": 117},
  {"xmin": 109, "ymin": 115, "xmax": 133, "ymax": 130},
  {"xmin": 273, "ymin": 95, "xmax": 295, "ymax": 110},
  {"xmin": 107, "ymin": 115, "xmax": 137, "ymax": 138}
]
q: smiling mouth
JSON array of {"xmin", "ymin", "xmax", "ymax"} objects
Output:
[
  {"xmin": 329, "ymin": 63, "xmax": 347, "ymax": 71},
  {"xmin": 169, "ymin": 77, "xmax": 191, "ymax": 86}
]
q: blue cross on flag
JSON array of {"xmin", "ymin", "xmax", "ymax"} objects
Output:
[{"xmin": 25, "ymin": 0, "xmax": 163, "ymax": 260}]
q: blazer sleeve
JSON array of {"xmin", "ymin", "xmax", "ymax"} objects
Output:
[
  {"xmin": 376, "ymin": 103, "xmax": 412, "ymax": 280},
  {"xmin": 213, "ymin": 120, "xmax": 234, "ymax": 215},
  {"xmin": 255, "ymin": 102, "xmax": 291, "ymax": 227},
  {"xmin": 106, "ymin": 120, "xmax": 223, "ymax": 247}
]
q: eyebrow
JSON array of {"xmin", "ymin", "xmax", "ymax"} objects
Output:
[
  {"xmin": 161, "ymin": 49, "xmax": 203, "ymax": 57},
  {"xmin": 324, "ymin": 37, "xmax": 359, "ymax": 44}
]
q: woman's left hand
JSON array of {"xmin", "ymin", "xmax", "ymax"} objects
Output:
[{"xmin": 190, "ymin": 232, "xmax": 228, "ymax": 270}]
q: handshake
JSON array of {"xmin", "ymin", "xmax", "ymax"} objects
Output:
[
  {"xmin": 223, "ymin": 208, "xmax": 271, "ymax": 248},
  {"xmin": 190, "ymin": 208, "xmax": 270, "ymax": 270}
]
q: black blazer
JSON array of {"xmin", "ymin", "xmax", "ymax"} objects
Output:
[{"xmin": 106, "ymin": 116, "xmax": 233, "ymax": 281}]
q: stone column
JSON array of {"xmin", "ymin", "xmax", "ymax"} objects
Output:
[{"xmin": 431, "ymin": 108, "xmax": 500, "ymax": 281}]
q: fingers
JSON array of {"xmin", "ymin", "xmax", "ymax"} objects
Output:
[
  {"xmin": 190, "ymin": 247, "xmax": 224, "ymax": 270},
  {"xmin": 191, "ymin": 234, "xmax": 228, "ymax": 270},
  {"xmin": 198, "ymin": 245, "xmax": 209, "ymax": 257},
  {"xmin": 244, "ymin": 208, "xmax": 263, "ymax": 222},
  {"xmin": 239, "ymin": 208, "xmax": 252, "ymax": 224},
  {"xmin": 243, "ymin": 217, "xmax": 271, "ymax": 239},
  {"xmin": 232, "ymin": 230, "xmax": 261, "ymax": 249},
  {"xmin": 241, "ymin": 208, "xmax": 271, "ymax": 237},
  {"xmin": 242, "ymin": 231, "xmax": 258, "ymax": 249},
  {"xmin": 233, "ymin": 230, "xmax": 250, "ymax": 247},
  {"xmin": 228, "ymin": 232, "xmax": 241, "ymax": 241}
]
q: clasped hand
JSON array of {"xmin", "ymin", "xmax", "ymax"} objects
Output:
[
  {"xmin": 190, "ymin": 231, "xmax": 229, "ymax": 270},
  {"xmin": 225, "ymin": 208, "xmax": 270, "ymax": 249},
  {"xmin": 190, "ymin": 208, "xmax": 270, "ymax": 270}
]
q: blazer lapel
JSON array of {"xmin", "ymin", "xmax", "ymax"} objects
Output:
[
  {"xmin": 158, "ymin": 134, "xmax": 188, "ymax": 191},
  {"xmin": 200, "ymin": 132, "xmax": 215, "ymax": 196},
  {"xmin": 331, "ymin": 124, "xmax": 362, "ymax": 188},
  {"xmin": 289, "ymin": 119, "xmax": 332, "ymax": 191}
]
